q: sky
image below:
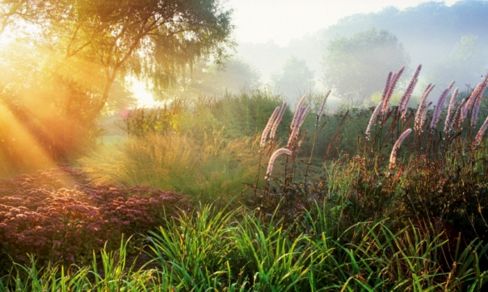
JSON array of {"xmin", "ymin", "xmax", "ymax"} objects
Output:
[{"xmin": 225, "ymin": 0, "xmax": 459, "ymax": 45}]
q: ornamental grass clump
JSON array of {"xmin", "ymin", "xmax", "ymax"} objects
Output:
[
  {"xmin": 260, "ymin": 95, "xmax": 311, "ymax": 181},
  {"xmin": 365, "ymin": 64, "xmax": 422, "ymax": 140}
]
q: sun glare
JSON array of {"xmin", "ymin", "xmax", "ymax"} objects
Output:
[
  {"xmin": 0, "ymin": 28, "xmax": 15, "ymax": 48},
  {"xmin": 128, "ymin": 77, "xmax": 162, "ymax": 108}
]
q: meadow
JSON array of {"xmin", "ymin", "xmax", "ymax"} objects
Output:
[{"xmin": 0, "ymin": 66, "xmax": 487, "ymax": 291}]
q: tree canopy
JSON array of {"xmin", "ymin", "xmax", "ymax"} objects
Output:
[{"xmin": 1, "ymin": 0, "xmax": 233, "ymax": 116}]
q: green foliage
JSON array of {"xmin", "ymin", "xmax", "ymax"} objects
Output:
[
  {"xmin": 124, "ymin": 101, "xmax": 186, "ymax": 137},
  {"xmin": 148, "ymin": 206, "xmax": 237, "ymax": 290},
  {"xmin": 2, "ymin": 238, "xmax": 164, "ymax": 291},
  {"xmin": 204, "ymin": 92, "xmax": 291, "ymax": 139}
]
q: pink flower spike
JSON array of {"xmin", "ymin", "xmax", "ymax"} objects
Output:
[
  {"xmin": 444, "ymin": 88, "xmax": 459, "ymax": 133},
  {"xmin": 265, "ymin": 148, "xmax": 293, "ymax": 180},
  {"xmin": 473, "ymin": 115, "xmax": 488, "ymax": 148},
  {"xmin": 389, "ymin": 128, "xmax": 413, "ymax": 170}
]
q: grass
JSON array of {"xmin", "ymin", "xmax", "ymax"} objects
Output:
[{"xmin": 1, "ymin": 205, "xmax": 487, "ymax": 291}]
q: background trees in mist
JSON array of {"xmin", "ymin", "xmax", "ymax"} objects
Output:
[
  {"xmin": 273, "ymin": 57, "xmax": 315, "ymax": 104},
  {"xmin": 323, "ymin": 29, "xmax": 409, "ymax": 105}
]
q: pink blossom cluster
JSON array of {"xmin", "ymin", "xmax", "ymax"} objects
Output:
[{"xmin": 0, "ymin": 168, "xmax": 185, "ymax": 264}]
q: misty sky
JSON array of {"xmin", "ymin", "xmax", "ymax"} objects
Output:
[{"xmin": 226, "ymin": 0, "xmax": 459, "ymax": 45}]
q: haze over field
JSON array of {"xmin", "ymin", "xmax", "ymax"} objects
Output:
[{"xmin": 223, "ymin": 0, "xmax": 488, "ymax": 105}]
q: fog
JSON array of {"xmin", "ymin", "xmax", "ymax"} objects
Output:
[{"xmin": 228, "ymin": 0, "xmax": 488, "ymax": 106}]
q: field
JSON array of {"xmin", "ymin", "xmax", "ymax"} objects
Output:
[{"xmin": 0, "ymin": 75, "xmax": 487, "ymax": 290}]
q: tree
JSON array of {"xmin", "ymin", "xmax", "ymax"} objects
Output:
[
  {"xmin": 273, "ymin": 57, "xmax": 314, "ymax": 104},
  {"xmin": 1, "ymin": 0, "xmax": 232, "ymax": 119},
  {"xmin": 323, "ymin": 29, "xmax": 409, "ymax": 105}
]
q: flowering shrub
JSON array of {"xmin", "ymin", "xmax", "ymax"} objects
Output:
[{"xmin": 0, "ymin": 167, "xmax": 186, "ymax": 266}]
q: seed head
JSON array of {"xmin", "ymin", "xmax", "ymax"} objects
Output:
[
  {"xmin": 269, "ymin": 102, "xmax": 287, "ymax": 140},
  {"xmin": 381, "ymin": 66, "xmax": 405, "ymax": 115},
  {"xmin": 317, "ymin": 90, "xmax": 331, "ymax": 120},
  {"xmin": 471, "ymin": 86, "xmax": 486, "ymax": 128}
]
